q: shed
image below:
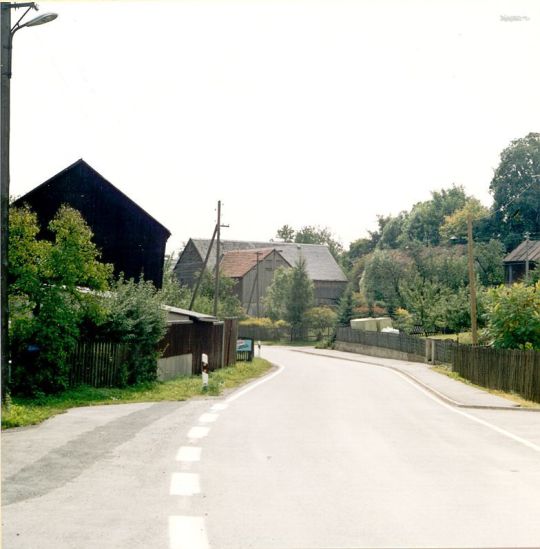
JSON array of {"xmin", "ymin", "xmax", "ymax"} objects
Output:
[
  {"xmin": 13, "ymin": 159, "xmax": 171, "ymax": 288},
  {"xmin": 503, "ymin": 239, "xmax": 540, "ymax": 283}
]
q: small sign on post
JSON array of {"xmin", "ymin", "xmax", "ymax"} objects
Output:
[
  {"xmin": 236, "ymin": 338, "xmax": 254, "ymax": 362},
  {"xmin": 201, "ymin": 353, "xmax": 209, "ymax": 390}
]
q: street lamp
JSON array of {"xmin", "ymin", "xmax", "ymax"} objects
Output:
[{"xmin": 1, "ymin": 2, "xmax": 58, "ymax": 398}]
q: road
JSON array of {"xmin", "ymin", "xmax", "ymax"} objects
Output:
[{"xmin": 3, "ymin": 346, "xmax": 540, "ymax": 548}]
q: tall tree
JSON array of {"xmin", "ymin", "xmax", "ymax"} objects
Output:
[
  {"xmin": 489, "ymin": 132, "xmax": 540, "ymax": 251},
  {"xmin": 275, "ymin": 225, "xmax": 296, "ymax": 243},
  {"xmin": 285, "ymin": 257, "xmax": 314, "ymax": 339}
]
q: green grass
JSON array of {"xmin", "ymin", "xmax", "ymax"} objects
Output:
[{"xmin": 1, "ymin": 358, "xmax": 273, "ymax": 429}]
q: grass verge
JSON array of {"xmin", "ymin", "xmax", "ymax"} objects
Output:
[
  {"xmin": 431, "ymin": 364, "xmax": 540, "ymax": 409},
  {"xmin": 1, "ymin": 358, "xmax": 273, "ymax": 429}
]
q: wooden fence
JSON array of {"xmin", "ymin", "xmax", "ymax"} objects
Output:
[
  {"xmin": 69, "ymin": 341, "xmax": 130, "ymax": 388},
  {"xmin": 335, "ymin": 327, "xmax": 427, "ymax": 359},
  {"xmin": 453, "ymin": 345, "xmax": 540, "ymax": 403},
  {"xmin": 335, "ymin": 326, "xmax": 540, "ymax": 403}
]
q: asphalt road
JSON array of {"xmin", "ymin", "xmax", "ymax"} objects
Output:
[{"xmin": 3, "ymin": 346, "xmax": 540, "ymax": 548}]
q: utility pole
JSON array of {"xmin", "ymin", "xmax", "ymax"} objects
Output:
[
  {"xmin": 524, "ymin": 231, "xmax": 531, "ymax": 282},
  {"xmin": 213, "ymin": 201, "xmax": 221, "ymax": 317},
  {"xmin": 255, "ymin": 251, "xmax": 262, "ymax": 318},
  {"xmin": 467, "ymin": 214, "xmax": 478, "ymax": 345},
  {"xmin": 1, "ymin": 3, "xmax": 12, "ymax": 400}
]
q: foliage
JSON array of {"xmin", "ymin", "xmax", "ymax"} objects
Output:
[
  {"xmin": 393, "ymin": 308, "xmax": 414, "ymax": 333},
  {"xmin": 336, "ymin": 285, "xmax": 355, "ymax": 326},
  {"xmin": 285, "ymin": 258, "xmax": 314, "ymax": 339},
  {"xmin": 9, "ymin": 206, "xmax": 113, "ymax": 395},
  {"xmin": 474, "ymin": 240, "xmax": 505, "ymax": 286},
  {"xmin": 341, "ymin": 237, "xmax": 375, "ymax": 272},
  {"xmin": 400, "ymin": 185, "xmax": 468, "ymax": 246},
  {"xmin": 263, "ymin": 266, "xmax": 293, "ymax": 321},
  {"xmin": 439, "ymin": 198, "xmax": 490, "ymax": 242},
  {"xmin": 239, "ymin": 317, "xmax": 289, "ymax": 329},
  {"xmin": 304, "ymin": 306, "xmax": 337, "ymax": 339},
  {"xmin": 101, "ymin": 277, "xmax": 167, "ymax": 384},
  {"xmin": 484, "ymin": 282, "xmax": 540, "ymax": 350},
  {"xmin": 360, "ymin": 249, "xmax": 412, "ymax": 314},
  {"xmin": 275, "ymin": 224, "xmax": 296, "ymax": 242},
  {"xmin": 489, "ymin": 132, "xmax": 540, "ymax": 251}
]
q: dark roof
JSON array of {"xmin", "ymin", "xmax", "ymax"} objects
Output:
[
  {"xmin": 15, "ymin": 159, "xmax": 171, "ymax": 237},
  {"xmin": 189, "ymin": 239, "xmax": 348, "ymax": 282},
  {"xmin": 503, "ymin": 240, "xmax": 540, "ymax": 263},
  {"xmin": 220, "ymin": 248, "xmax": 281, "ymax": 278}
]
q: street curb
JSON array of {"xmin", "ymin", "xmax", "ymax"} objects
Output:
[{"xmin": 293, "ymin": 349, "xmax": 540, "ymax": 413}]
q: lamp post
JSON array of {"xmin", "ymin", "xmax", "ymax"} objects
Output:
[{"xmin": 1, "ymin": 2, "xmax": 57, "ymax": 398}]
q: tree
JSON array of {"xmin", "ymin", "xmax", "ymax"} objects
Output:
[
  {"xmin": 285, "ymin": 258, "xmax": 314, "ymax": 339},
  {"xmin": 9, "ymin": 206, "xmax": 113, "ymax": 395},
  {"xmin": 275, "ymin": 224, "xmax": 296, "ymax": 242},
  {"xmin": 101, "ymin": 276, "xmax": 167, "ymax": 384},
  {"xmin": 401, "ymin": 185, "xmax": 468, "ymax": 246},
  {"xmin": 489, "ymin": 133, "xmax": 540, "ymax": 251},
  {"xmin": 336, "ymin": 285, "xmax": 355, "ymax": 326},
  {"xmin": 263, "ymin": 266, "xmax": 293, "ymax": 321},
  {"xmin": 304, "ymin": 306, "xmax": 337, "ymax": 340},
  {"xmin": 360, "ymin": 249, "xmax": 412, "ymax": 314},
  {"xmin": 484, "ymin": 282, "xmax": 540, "ymax": 350},
  {"xmin": 439, "ymin": 198, "xmax": 490, "ymax": 242}
]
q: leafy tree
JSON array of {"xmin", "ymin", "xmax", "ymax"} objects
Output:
[
  {"xmin": 360, "ymin": 249, "xmax": 412, "ymax": 314},
  {"xmin": 489, "ymin": 132, "xmax": 540, "ymax": 251},
  {"xmin": 263, "ymin": 266, "xmax": 293, "ymax": 321},
  {"xmin": 304, "ymin": 306, "xmax": 337, "ymax": 340},
  {"xmin": 9, "ymin": 206, "xmax": 113, "ymax": 395},
  {"xmin": 285, "ymin": 258, "xmax": 314, "ymax": 339},
  {"xmin": 341, "ymin": 237, "xmax": 374, "ymax": 272},
  {"xmin": 377, "ymin": 212, "xmax": 408, "ymax": 249},
  {"xmin": 275, "ymin": 224, "xmax": 296, "ymax": 242},
  {"xmin": 101, "ymin": 276, "xmax": 167, "ymax": 384},
  {"xmin": 401, "ymin": 185, "xmax": 468, "ymax": 246},
  {"xmin": 474, "ymin": 240, "xmax": 505, "ymax": 286},
  {"xmin": 484, "ymin": 282, "xmax": 540, "ymax": 349},
  {"xmin": 439, "ymin": 198, "xmax": 490, "ymax": 242}
]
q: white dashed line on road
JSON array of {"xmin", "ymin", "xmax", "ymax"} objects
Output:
[
  {"xmin": 187, "ymin": 426, "xmax": 210, "ymax": 439},
  {"xmin": 169, "ymin": 516, "xmax": 209, "ymax": 549},
  {"xmin": 198, "ymin": 413, "xmax": 219, "ymax": 423},
  {"xmin": 170, "ymin": 472, "xmax": 201, "ymax": 496},
  {"xmin": 176, "ymin": 446, "xmax": 202, "ymax": 462}
]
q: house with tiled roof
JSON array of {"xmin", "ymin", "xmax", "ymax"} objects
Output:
[
  {"xmin": 173, "ymin": 239, "xmax": 348, "ymax": 315},
  {"xmin": 220, "ymin": 248, "xmax": 290, "ymax": 316},
  {"xmin": 503, "ymin": 239, "xmax": 540, "ymax": 283}
]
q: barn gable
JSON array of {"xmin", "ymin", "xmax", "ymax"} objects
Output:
[{"xmin": 13, "ymin": 159, "xmax": 171, "ymax": 288}]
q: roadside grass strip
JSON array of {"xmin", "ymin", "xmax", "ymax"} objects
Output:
[
  {"xmin": 2, "ymin": 358, "xmax": 272, "ymax": 429},
  {"xmin": 169, "ymin": 516, "xmax": 209, "ymax": 549}
]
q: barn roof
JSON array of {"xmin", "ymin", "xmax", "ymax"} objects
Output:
[
  {"xmin": 220, "ymin": 248, "xmax": 286, "ymax": 278},
  {"xmin": 503, "ymin": 240, "xmax": 540, "ymax": 263},
  {"xmin": 14, "ymin": 159, "xmax": 171, "ymax": 237},
  {"xmin": 189, "ymin": 239, "xmax": 348, "ymax": 282}
]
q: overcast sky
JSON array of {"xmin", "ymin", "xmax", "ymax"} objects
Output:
[{"xmin": 9, "ymin": 0, "xmax": 540, "ymax": 253}]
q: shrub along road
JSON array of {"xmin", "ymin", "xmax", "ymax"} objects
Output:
[{"xmin": 2, "ymin": 347, "xmax": 540, "ymax": 548}]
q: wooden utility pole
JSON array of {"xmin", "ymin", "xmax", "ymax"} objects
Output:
[
  {"xmin": 213, "ymin": 201, "xmax": 221, "ymax": 317},
  {"xmin": 1, "ymin": 4, "xmax": 12, "ymax": 399},
  {"xmin": 467, "ymin": 214, "xmax": 478, "ymax": 345},
  {"xmin": 255, "ymin": 251, "xmax": 262, "ymax": 318},
  {"xmin": 524, "ymin": 231, "xmax": 531, "ymax": 282}
]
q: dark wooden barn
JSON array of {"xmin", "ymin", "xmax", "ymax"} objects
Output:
[{"xmin": 13, "ymin": 159, "xmax": 171, "ymax": 288}]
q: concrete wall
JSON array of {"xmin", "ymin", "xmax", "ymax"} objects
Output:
[
  {"xmin": 334, "ymin": 341, "xmax": 425, "ymax": 363},
  {"xmin": 157, "ymin": 354, "xmax": 193, "ymax": 381}
]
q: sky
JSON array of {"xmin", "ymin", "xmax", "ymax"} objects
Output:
[{"xmin": 9, "ymin": 0, "xmax": 540, "ymax": 254}]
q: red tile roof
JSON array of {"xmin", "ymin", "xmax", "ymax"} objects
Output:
[{"xmin": 220, "ymin": 248, "xmax": 277, "ymax": 278}]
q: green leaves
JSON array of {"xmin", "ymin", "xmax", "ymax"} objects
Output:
[{"xmin": 485, "ymin": 282, "xmax": 540, "ymax": 350}]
